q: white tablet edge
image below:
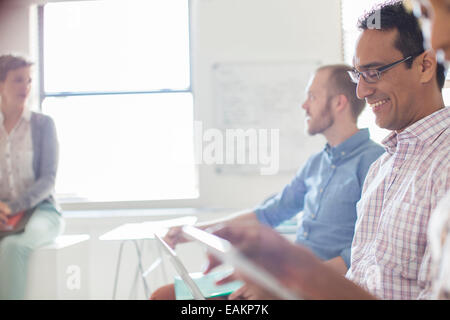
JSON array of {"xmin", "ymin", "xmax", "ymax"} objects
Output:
[
  {"xmin": 155, "ymin": 234, "xmax": 206, "ymax": 300},
  {"xmin": 182, "ymin": 225, "xmax": 302, "ymax": 300}
]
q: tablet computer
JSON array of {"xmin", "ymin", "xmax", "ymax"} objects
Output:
[
  {"xmin": 155, "ymin": 233, "xmax": 206, "ymax": 300},
  {"xmin": 181, "ymin": 225, "xmax": 302, "ymax": 300}
]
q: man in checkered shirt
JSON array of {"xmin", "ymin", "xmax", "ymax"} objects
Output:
[
  {"xmin": 344, "ymin": 2, "xmax": 449, "ymax": 299},
  {"xmin": 203, "ymin": 1, "xmax": 449, "ymax": 301}
]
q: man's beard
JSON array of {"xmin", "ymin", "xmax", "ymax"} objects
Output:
[{"xmin": 306, "ymin": 98, "xmax": 334, "ymax": 136}]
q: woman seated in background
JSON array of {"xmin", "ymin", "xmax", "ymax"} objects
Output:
[{"xmin": 0, "ymin": 54, "xmax": 64, "ymax": 300}]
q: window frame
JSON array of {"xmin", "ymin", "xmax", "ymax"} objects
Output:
[{"xmin": 37, "ymin": 1, "xmax": 201, "ymax": 210}]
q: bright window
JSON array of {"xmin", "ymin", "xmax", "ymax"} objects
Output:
[{"xmin": 40, "ymin": 0, "xmax": 198, "ymax": 203}]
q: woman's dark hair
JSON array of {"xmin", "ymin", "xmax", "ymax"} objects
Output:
[
  {"xmin": 0, "ymin": 54, "xmax": 33, "ymax": 82},
  {"xmin": 358, "ymin": 1, "xmax": 446, "ymax": 90}
]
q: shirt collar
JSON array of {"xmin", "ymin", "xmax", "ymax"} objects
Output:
[
  {"xmin": 382, "ymin": 107, "xmax": 450, "ymax": 154},
  {"xmin": 22, "ymin": 106, "xmax": 32, "ymax": 121},
  {"xmin": 0, "ymin": 106, "xmax": 32, "ymax": 124},
  {"xmin": 325, "ymin": 128, "xmax": 370, "ymax": 162}
]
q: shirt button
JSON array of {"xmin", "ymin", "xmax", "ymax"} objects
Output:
[
  {"xmin": 303, "ymin": 232, "xmax": 308, "ymax": 238},
  {"xmin": 331, "ymin": 165, "xmax": 336, "ymax": 169},
  {"xmin": 310, "ymin": 213, "xmax": 316, "ymax": 219},
  {"xmin": 319, "ymin": 188, "xmax": 323, "ymax": 193},
  {"xmin": 341, "ymin": 151, "xmax": 346, "ymax": 156}
]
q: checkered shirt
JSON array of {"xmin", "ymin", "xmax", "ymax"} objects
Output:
[
  {"xmin": 346, "ymin": 107, "xmax": 450, "ymax": 300},
  {"xmin": 428, "ymin": 190, "xmax": 450, "ymax": 300}
]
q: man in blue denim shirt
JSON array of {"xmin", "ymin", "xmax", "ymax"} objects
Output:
[
  {"xmin": 253, "ymin": 64, "xmax": 384, "ymax": 274},
  {"xmin": 156, "ymin": 64, "xmax": 384, "ymax": 300},
  {"xmin": 255, "ymin": 127, "xmax": 382, "ymax": 270}
]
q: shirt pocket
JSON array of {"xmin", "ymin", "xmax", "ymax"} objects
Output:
[
  {"xmin": 319, "ymin": 176, "xmax": 361, "ymax": 224},
  {"xmin": 325, "ymin": 169, "xmax": 362, "ymax": 203},
  {"xmin": 375, "ymin": 202, "xmax": 428, "ymax": 279}
]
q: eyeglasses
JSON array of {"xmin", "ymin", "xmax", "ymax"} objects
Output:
[{"xmin": 348, "ymin": 56, "xmax": 413, "ymax": 84}]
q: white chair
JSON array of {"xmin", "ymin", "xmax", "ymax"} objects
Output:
[{"xmin": 25, "ymin": 234, "xmax": 90, "ymax": 300}]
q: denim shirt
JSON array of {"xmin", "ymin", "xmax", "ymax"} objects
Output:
[{"xmin": 255, "ymin": 129, "xmax": 384, "ymax": 267}]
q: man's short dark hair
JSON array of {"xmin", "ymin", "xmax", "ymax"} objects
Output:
[
  {"xmin": 358, "ymin": 1, "xmax": 446, "ymax": 90},
  {"xmin": 318, "ymin": 64, "xmax": 366, "ymax": 121}
]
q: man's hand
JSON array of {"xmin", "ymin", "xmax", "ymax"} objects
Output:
[
  {"xmin": 212, "ymin": 221, "xmax": 318, "ymax": 278},
  {"xmin": 164, "ymin": 211, "xmax": 259, "ymax": 249},
  {"xmin": 204, "ymin": 222, "xmax": 377, "ymax": 300},
  {"xmin": 202, "ymin": 221, "xmax": 321, "ymax": 299},
  {"xmin": 163, "ymin": 226, "xmax": 188, "ymax": 249}
]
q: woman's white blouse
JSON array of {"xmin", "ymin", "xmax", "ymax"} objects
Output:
[{"xmin": 0, "ymin": 107, "xmax": 35, "ymax": 205}]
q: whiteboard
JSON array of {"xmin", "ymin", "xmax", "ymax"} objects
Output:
[{"xmin": 212, "ymin": 61, "xmax": 325, "ymax": 175}]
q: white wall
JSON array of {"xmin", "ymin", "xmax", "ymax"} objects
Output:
[
  {"xmin": 0, "ymin": 0, "xmax": 344, "ymax": 299},
  {"xmin": 0, "ymin": 2, "xmax": 30, "ymax": 54},
  {"xmin": 0, "ymin": 0, "xmax": 343, "ymax": 211},
  {"xmin": 192, "ymin": 0, "xmax": 342, "ymax": 209}
]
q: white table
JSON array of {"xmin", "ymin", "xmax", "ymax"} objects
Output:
[{"xmin": 99, "ymin": 216, "xmax": 197, "ymax": 300}]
